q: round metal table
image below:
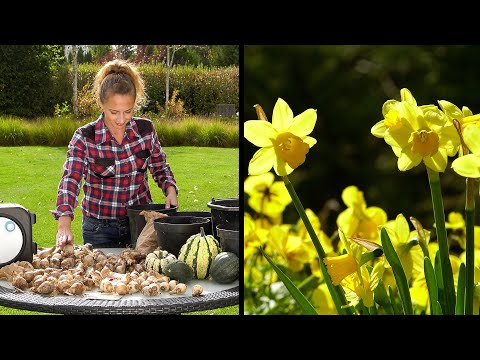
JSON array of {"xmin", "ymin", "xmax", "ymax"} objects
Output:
[{"xmin": 0, "ymin": 248, "xmax": 239, "ymax": 315}]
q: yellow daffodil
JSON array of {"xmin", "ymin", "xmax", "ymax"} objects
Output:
[
  {"xmin": 342, "ymin": 261, "xmax": 384, "ymax": 308},
  {"xmin": 371, "ymin": 88, "xmax": 460, "ymax": 172},
  {"xmin": 244, "ymin": 98, "xmax": 317, "ymax": 176},
  {"xmin": 445, "ymin": 211, "xmax": 465, "ymax": 231},
  {"xmin": 323, "ymin": 227, "xmax": 382, "ymax": 286},
  {"xmin": 336, "ymin": 185, "xmax": 387, "ymax": 243},
  {"xmin": 452, "ymin": 123, "xmax": 480, "ymax": 177},
  {"xmin": 244, "ymin": 213, "xmax": 269, "ymax": 260},
  {"xmin": 269, "ymin": 225, "xmax": 313, "ymax": 272},
  {"xmin": 311, "ymin": 283, "xmax": 337, "ymax": 315},
  {"xmin": 383, "ymin": 214, "xmax": 425, "ymax": 281},
  {"xmin": 296, "ymin": 208, "xmax": 334, "ymax": 255},
  {"xmin": 244, "ymin": 172, "xmax": 292, "ymax": 218}
]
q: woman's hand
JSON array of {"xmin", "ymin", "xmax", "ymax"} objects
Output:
[
  {"xmin": 165, "ymin": 186, "xmax": 178, "ymax": 209},
  {"xmin": 56, "ymin": 216, "xmax": 74, "ymax": 246}
]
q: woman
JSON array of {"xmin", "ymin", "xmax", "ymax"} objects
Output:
[{"xmin": 51, "ymin": 59, "xmax": 178, "ymax": 248}]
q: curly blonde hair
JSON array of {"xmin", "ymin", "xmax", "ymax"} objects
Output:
[{"xmin": 93, "ymin": 59, "xmax": 147, "ymax": 111}]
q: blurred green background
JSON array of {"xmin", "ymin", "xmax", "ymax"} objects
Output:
[{"xmin": 244, "ymin": 45, "xmax": 480, "ymax": 236}]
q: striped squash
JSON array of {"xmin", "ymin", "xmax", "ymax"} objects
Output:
[
  {"xmin": 145, "ymin": 249, "xmax": 177, "ymax": 273},
  {"xmin": 178, "ymin": 227, "xmax": 221, "ymax": 279}
]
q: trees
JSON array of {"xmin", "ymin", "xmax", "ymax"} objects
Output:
[{"xmin": 65, "ymin": 45, "xmax": 89, "ymax": 116}]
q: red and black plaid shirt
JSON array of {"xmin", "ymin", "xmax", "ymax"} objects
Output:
[{"xmin": 51, "ymin": 115, "xmax": 178, "ymax": 220}]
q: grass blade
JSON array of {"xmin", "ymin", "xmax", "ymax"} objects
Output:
[
  {"xmin": 380, "ymin": 227, "xmax": 413, "ymax": 315},
  {"xmin": 260, "ymin": 248, "xmax": 318, "ymax": 315}
]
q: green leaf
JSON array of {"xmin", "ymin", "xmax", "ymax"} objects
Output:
[
  {"xmin": 388, "ymin": 286, "xmax": 402, "ymax": 315},
  {"xmin": 380, "ymin": 227, "xmax": 413, "ymax": 315},
  {"xmin": 374, "ymin": 280, "xmax": 394, "ymax": 315},
  {"xmin": 434, "ymin": 250, "xmax": 445, "ymax": 311},
  {"xmin": 260, "ymin": 248, "xmax": 318, "ymax": 315},
  {"xmin": 456, "ymin": 263, "xmax": 466, "ymax": 315},
  {"xmin": 424, "ymin": 256, "xmax": 441, "ymax": 315}
]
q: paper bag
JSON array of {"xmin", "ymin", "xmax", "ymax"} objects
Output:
[{"xmin": 135, "ymin": 210, "xmax": 168, "ymax": 254}]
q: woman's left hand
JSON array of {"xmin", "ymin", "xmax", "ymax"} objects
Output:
[{"xmin": 165, "ymin": 186, "xmax": 178, "ymax": 208}]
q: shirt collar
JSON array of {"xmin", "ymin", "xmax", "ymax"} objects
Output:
[{"xmin": 95, "ymin": 114, "xmax": 142, "ymax": 144}]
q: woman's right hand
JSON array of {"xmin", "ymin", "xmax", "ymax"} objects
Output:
[{"xmin": 56, "ymin": 216, "xmax": 74, "ymax": 246}]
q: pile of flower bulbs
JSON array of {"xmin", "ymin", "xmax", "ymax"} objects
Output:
[{"xmin": 0, "ymin": 243, "xmax": 201, "ymax": 296}]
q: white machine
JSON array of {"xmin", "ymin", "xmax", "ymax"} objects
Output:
[{"xmin": 0, "ymin": 203, "xmax": 37, "ymax": 267}]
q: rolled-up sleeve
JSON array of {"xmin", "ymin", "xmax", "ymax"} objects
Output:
[{"xmin": 50, "ymin": 130, "xmax": 87, "ymax": 220}]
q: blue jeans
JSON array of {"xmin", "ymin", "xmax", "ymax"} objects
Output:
[{"xmin": 82, "ymin": 216, "xmax": 132, "ymax": 248}]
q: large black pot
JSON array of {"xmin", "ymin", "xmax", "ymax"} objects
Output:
[
  {"xmin": 216, "ymin": 223, "xmax": 239, "ymax": 257},
  {"xmin": 170, "ymin": 211, "xmax": 212, "ymax": 235},
  {"xmin": 127, "ymin": 204, "xmax": 177, "ymax": 245},
  {"xmin": 153, "ymin": 216, "xmax": 211, "ymax": 256},
  {"xmin": 207, "ymin": 198, "xmax": 239, "ymax": 240}
]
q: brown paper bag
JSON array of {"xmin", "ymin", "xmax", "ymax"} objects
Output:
[{"xmin": 135, "ymin": 210, "xmax": 169, "ymax": 254}]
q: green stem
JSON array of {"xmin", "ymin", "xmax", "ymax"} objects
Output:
[
  {"xmin": 283, "ymin": 175, "xmax": 352, "ymax": 315},
  {"xmin": 465, "ymin": 177, "xmax": 475, "ymax": 315},
  {"xmin": 426, "ymin": 167, "xmax": 456, "ymax": 315}
]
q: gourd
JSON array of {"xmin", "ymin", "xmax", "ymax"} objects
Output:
[
  {"xmin": 209, "ymin": 252, "xmax": 239, "ymax": 284},
  {"xmin": 145, "ymin": 249, "xmax": 177, "ymax": 273},
  {"xmin": 178, "ymin": 227, "xmax": 221, "ymax": 279},
  {"xmin": 163, "ymin": 261, "xmax": 194, "ymax": 283}
]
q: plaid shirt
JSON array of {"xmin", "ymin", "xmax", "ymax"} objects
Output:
[{"xmin": 51, "ymin": 114, "xmax": 178, "ymax": 220}]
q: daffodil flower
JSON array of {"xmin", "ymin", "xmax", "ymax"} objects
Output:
[
  {"xmin": 323, "ymin": 228, "xmax": 382, "ymax": 286},
  {"xmin": 311, "ymin": 283, "xmax": 337, "ymax": 314},
  {"xmin": 371, "ymin": 88, "xmax": 460, "ymax": 172},
  {"xmin": 452, "ymin": 123, "xmax": 480, "ymax": 177},
  {"xmin": 336, "ymin": 185, "xmax": 387, "ymax": 243},
  {"xmin": 296, "ymin": 208, "xmax": 334, "ymax": 255},
  {"xmin": 269, "ymin": 224, "xmax": 313, "ymax": 272},
  {"xmin": 342, "ymin": 261, "xmax": 384, "ymax": 308},
  {"xmin": 244, "ymin": 172, "xmax": 292, "ymax": 218},
  {"xmin": 244, "ymin": 98, "xmax": 317, "ymax": 176},
  {"xmin": 382, "ymin": 214, "xmax": 425, "ymax": 281}
]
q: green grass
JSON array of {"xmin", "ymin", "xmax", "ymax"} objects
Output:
[
  {"xmin": 0, "ymin": 146, "xmax": 239, "ymax": 315},
  {"xmin": 0, "ymin": 116, "xmax": 239, "ymax": 148}
]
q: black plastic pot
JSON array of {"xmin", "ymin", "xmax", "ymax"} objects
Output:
[
  {"xmin": 127, "ymin": 204, "xmax": 178, "ymax": 245},
  {"xmin": 153, "ymin": 216, "xmax": 211, "ymax": 256},
  {"xmin": 170, "ymin": 211, "xmax": 213, "ymax": 235},
  {"xmin": 207, "ymin": 198, "xmax": 239, "ymax": 240},
  {"xmin": 216, "ymin": 223, "xmax": 239, "ymax": 257}
]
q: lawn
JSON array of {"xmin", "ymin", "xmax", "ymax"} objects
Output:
[{"xmin": 0, "ymin": 146, "xmax": 239, "ymax": 315}]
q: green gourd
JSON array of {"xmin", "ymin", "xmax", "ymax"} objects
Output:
[
  {"xmin": 163, "ymin": 261, "xmax": 194, "ymax": 283},
  {"xmin": 209, "ymin": 252, "xmax": 239, "ymax": 284},
  {"xmin": 145, "ymin": 249, "xmax": 177, "ymax": 273},
  {"xmin": 178, "ymin": 227, "xmax": 221, "ymax": 279}
]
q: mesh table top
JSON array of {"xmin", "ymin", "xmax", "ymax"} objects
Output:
[{"xmin": 0, "ymin": 248, "xmax": 239, "ymax": 315}]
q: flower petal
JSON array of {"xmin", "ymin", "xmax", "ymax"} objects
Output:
[
  {"xmin": 272, "ymin": 98, "xmax": 294, "ymax": 133},
  {"xmin": 288, "ymin": 109, "xmax": 317, "ymax": 137},
  {"xmin": 463, "ymin": 123, "xmax": 480, "ymax": 155},
  {"xmin": 400, "ymin": 88, "xmax": 417, "ymax": 106},
  {"xmin": 371, "ymin": 120, "xmax": 388, "ymax": 138},
  {"xmin": 452, "ymin": 154, "xmax": 480, "ymax": 178},
  {"xmin": 438, "ymin": 100, "xmax": 463, "ymax": 120},
  {"xmin": 384, "ymin": 126, "xmax": 412, "ymax": 149},
  {"xmin": 423, "ymin": 148, "xmax": 448, "ymax": 172},
  {"xmin": 302, "ymin": 136, "xmax": 317, "ymax": 148},
  {"xmin": 248, "ymin": 147, "xmax": 276, "ymax": 175},
  {"xmin": 394, "ymin": 214, "xmax": 410, "ymax": 244},
  {"xmin": 244, "ymin": 172, "xmax": 275, "ymax": 195},
  {"xmin": 273, "ymin": 156, "xmax": 294, "ymax": 176},
  {"xmin": 244, "ymin": 120, "xmax": 277, "ymax": 147},
  {"xmin": 398, "ymin": 149, "xmax": 422, "ymax": 171}
]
